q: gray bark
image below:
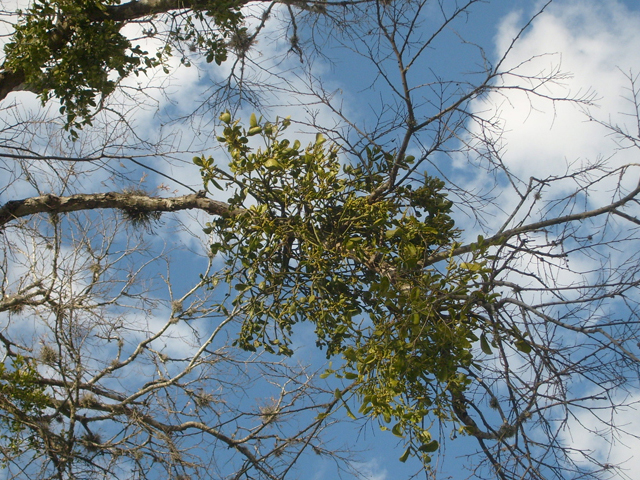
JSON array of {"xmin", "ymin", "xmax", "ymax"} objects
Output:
[{"xmin": 0, "ymin": 191, "xmax": 233, "ymax": 228}]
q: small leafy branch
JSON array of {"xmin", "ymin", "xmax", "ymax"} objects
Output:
[{"xmin": 0, "ymin": 356, "xmax": 50, "ymax": 463}]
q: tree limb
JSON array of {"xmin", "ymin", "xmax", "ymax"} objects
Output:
[{"xmin": 0, "ymin": 191, "xmax": 234, "ymax": 228}]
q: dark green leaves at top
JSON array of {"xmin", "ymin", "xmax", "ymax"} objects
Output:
[{"xmin": 4, "ymin": 0, "xmax": 244, "ymax": 133}]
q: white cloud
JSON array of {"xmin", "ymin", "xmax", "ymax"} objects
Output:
[
  {"xmin": 463, "ymin": 2, "xmax": 640, "ymax": 476},
  {"xmin": 351, "ymin": 458, "xmax": 388, "ymax": 480},
  {"xmin": 460, "ymin": 0, "xmax": 640, "ymax": 230},
  {"xmin": 560, "ymin": 391, "xmax": 640, "ymax": 478}
]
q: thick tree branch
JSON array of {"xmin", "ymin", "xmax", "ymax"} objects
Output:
[
  {"xmin": 102, "ymin": 0, "xmax": 358, "ymax": 22},
  {"xmin": 0, "ymin": 70, "xmax": 29, "ymax": 100},
  {"xmin": 103, "ymin": 0, "xmax": 240, "ymax": 22},
  {"xmin": 0, "ymin": 191, "xmax": 233, "ymax": 228}
]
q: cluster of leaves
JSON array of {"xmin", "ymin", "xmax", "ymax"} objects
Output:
[
  {"xmin": 171, "ymin": 0, "xmax": 245, "ymax": 66},
  {"xmin": 0, "ymin": 356, "xmax": 50, "ymax": 465},
  {"xmin": 198, "ymin": 114, "xmax": 455, "ymax": 351},
  {"xmin": 5, "ymin": 0, "xmax": 149, "ymax": 132},
  {"xmin": 195, "ymin": 114, "xmax": 514, "ymax": 461},
  {"xmin": 4, "ymin": 0, "xmax": 244, "ymax": 133}
]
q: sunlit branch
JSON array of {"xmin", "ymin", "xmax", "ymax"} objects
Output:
[{"xmin": 0, "ymin": 191, "xmax": 233, "ymax": 228}]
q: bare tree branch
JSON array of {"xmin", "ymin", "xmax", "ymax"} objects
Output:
[{"xmin": 0, "ymin": 191, "xmax": 233, "ymax": 228}]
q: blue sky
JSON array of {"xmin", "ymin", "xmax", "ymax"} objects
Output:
[
  {"xmin": 2, "ymin": 0, "xmax": 640, "ymax": 479},
  {"xmin": 153, "ymin": 2, "xmax": 640, "ymax": 479},
  {"xmin": 119, "ymin": 1, "xmax": 640, "ymax": 478}
]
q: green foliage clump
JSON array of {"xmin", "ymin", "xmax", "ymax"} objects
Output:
[
  {"xmin": 0, "ymin": 356, "xmax": 50, "ymax": 464},
  {"xmin": 169, "ymin": 0, "xmax": 244, "ymax": 66},
  {"xmin": 4, "ymin": 0, "xmax": 244, "ymax": 134},
  {"xmin": 195, "ymin": 114, "xmax": 516, "ymax": 463}
]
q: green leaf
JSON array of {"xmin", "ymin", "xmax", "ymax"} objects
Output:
[
  {"xmin": 399, "ymin": 447, "xmax": 411, "ymax": 463},
  {"xmin": 343, "ymin": 348, "xmax": 357, "ymax": 362},
  {"xmin": 419, "ymin": 440, "xmax": 439, "ymax": 453},
  {"xmin": 264, "ymin": 158, "xmax": 283, "ymax": 169},
  {"xmin": 379, "ymin": 276, "xmax": 390, "ymax": 294},
  {"xmin": 249, "ymin": 112, "xmax": 258, "ymax": 127},
  {"xmin": 460, "ymin": 262, "xmax": 482, "ymax": 271},
  {"xmin": 344, "ymin": 403, "xmax": 357, "ymax": 420},
  {"xmin": 208, "ymin": 178, "xmax": 223, "ymax": 190},
  {"xmin": 480, "ymin": 334, "xmax": 493, "ymax": 355},
  {"xmin": 515, "ymin": 339, "xmax": 532, "ymax": 354},
  {"xmin": 344, "ymin": 237, "xmax": 362, "ymax": 249}
]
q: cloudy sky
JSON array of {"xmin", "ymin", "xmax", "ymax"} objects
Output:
[
  {"xmin": 2, "ymin": 0, "xmax": 640, "ymax": 479},
  {"xmin": 318, "ymin": 1, "xmax": 640, "ymax": 478}
]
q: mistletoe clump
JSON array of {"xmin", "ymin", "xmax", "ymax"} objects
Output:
[{"xmin": 195, "ymin": 114, "xmax": 515, "ymax": 462}]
